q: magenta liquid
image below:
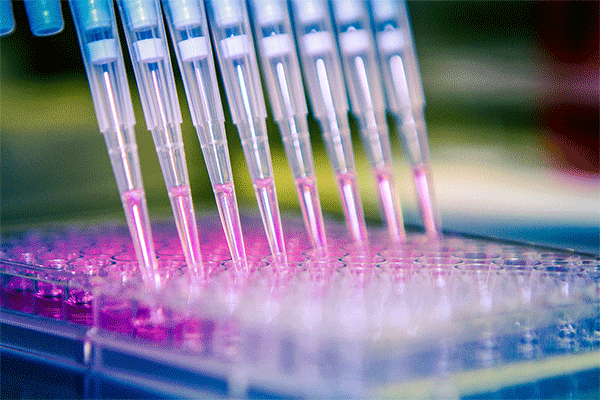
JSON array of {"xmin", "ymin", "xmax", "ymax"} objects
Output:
[
  {"xmin": 2, "ymin": 277, "xmax": 34, "ymax": 313},
  {"xmin": 252, "ymin": 177, "xmax": 286, "ymax": 260},
  {"xmin": 120, "ymin": 188, "xmax": 159, "ymax": 287},
  {"xmin": 34, "ymin": 282, "xmax": 64, "ymax": 319},
  {"xmin": 168, "ymin": 185, "xmax": 203, "ymax": 278},
  {"xmin": 413, "ymin": 166, "xmax": 441, "ymax": 237},
  {"xmin": 374, "ymin": 168, "xmax": 406, "ymax": 243},
  {"xmin": 213, "ymin": 182, "xmax": 246, "ymax": 262},
  {"xmin": 335, "ymin": 172, "xmax": 368, "ymax": 245},
  {"xmin": 99, "ymin": 300, "xmax": 135, "ymax": 336},
  {"xmin": 64, "ymin": 288, "xmax": 94, "ymax": 325},
  {"xmin": 295, "ymin": 176, "xmax": 327, "ymax": 251}
]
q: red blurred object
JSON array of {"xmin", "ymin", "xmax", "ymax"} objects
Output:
[{"xmin": 532, "ymin": 1, "xmax": 599, "ymax": 175}]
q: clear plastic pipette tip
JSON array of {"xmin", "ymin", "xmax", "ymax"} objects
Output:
[
  {"xmin": 167, "ymin": 184, "xmax": 204, "ymax": 280},
  {"xmin": 336, "ymin": 171, "xmax": 368, "ymax": 246},
  {"xmin": 374, "ymin": 168, "xmax": 406, "ymax": 243},
  {"xmin": 413, "ymin": 165, "xmax": 441, "ymax": 238},
  {"xmin": 213, "ymin": 182, "xmax": 247, "ymax": 263},
  {"xmin": 253, "ymin": 177, "xmax": 287, "ymax": 264},
  {"xmin": 120, "ymin": 188, "xmax": 160, "ymax": 289},
  {"xmin": 295, "ymin": 175, "xmax": 328, "ymax": 252}
]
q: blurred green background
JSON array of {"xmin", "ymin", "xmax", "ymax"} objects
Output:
[{"xmin": 1, "ymin": 1, "xmax": 598, "ymax": 253}]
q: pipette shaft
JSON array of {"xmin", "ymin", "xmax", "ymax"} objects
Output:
[
  {"xmin": 206, "ymin": 0, "xmax": 286, "ymax": 261},
  {"xmin": 332, "ymin": 0, "xmax": 406, "ymax": 242},
  {"xmin": 69, "ymin": 0, "xmax": 160, "ymax": 289},
  {"xmin": 162, "ymin": 0, "xmax": 246, "ymax": 262},
  {"xmin": 372, "ymin": 0, "xmax": 441, "ymax": 237},
  {"xmin": 249, "ymin": 0, "xmax": 327, "ymax": 251},
  {"xmin": 117, "ymin": 0, "xmax": 204, "ymax": 278},
  {"xmin": 290, "ymin": 0, "xmax": 368, "ymax": 246}
]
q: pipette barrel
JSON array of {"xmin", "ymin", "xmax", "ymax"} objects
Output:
[
  {"xmin": 70, "ymin": 0, "xmax": 160, "ymax": 289},
  {"xmin": 249, "ymin": 0, "xmax": 327, "ymax": 251},
  {"xmin": 371, "ymin": 0, "xmax": 441, "ymax": 237},
  {"xmin": 206, "ymin": 0, "xmax": 286, "ymax": 260},
  {"xmin": 116, "ymin": 0, "xmax": 204, "ymax": 276},
  {"xmin": 162, "ymin": 0, "xmax": 247, "ymax": 262}
]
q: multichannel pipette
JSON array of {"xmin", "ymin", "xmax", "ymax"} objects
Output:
[
  {"xmin": 206, "ymin": 0, "xmax": 286, "ymax": 262},
  {"xmin": 69, "ymin": 0, "xmax": 160, "ymax": 289},
  {"xmin": 116, "ymin": 0, "xmax": 204, "ymax": 278},
  {"xmin": 161, "ymin": 0, "xmax": 246, "ymax": 262},
  {"xmin": 331, "ymin": 0, "xmax": 406, "ymax": 243},
  {"xmin": 248, "ymin": 0, "xmax": 327, "ymax": 251},
  {"xmin": 290, "ymin": 0, "xmax": 368, "ymax": 246},
  {"xmin": 371, "ymin": 0, "xmax": 441, "ymax": 237}
]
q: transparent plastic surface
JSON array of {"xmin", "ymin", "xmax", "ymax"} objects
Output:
[
  {"xmin": 1, "ymin": 216, "xmax": 597, "ymax": 398},
  {"xmin": 372, "ymin": 0, "xmax": 441, "ymax": 236}
]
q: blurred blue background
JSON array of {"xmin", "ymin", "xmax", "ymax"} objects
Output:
[{"xmin": 1, "ymin": 1, "xmax": 598, "ymax": 253}]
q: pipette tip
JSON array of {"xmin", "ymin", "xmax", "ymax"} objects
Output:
[
  {"xmin": 295, "ymin": 175, "xmax": 328, "ymax": 251},
  {"xmin": 213, "ymin": 182, "xmax": 247, "ymax": 262},
  {"xmin": 413, "ymin": 165, "xmax": 441, "ymax": 238},
  {"xmin": 168, "ymin": 184, "xmax": 204, "ymax": 280},
  {"xmin": 120, "ymin": 188, "xmax": 160, "ymax": 290},
  {"xmin": 252, "ymin": 177, "xmax": 287, "ymax": 259},
  {"xmin": 335, "ymin": 171, "xmax": 369, "ymax": 246},
  {"xmin": 374, "ymin": 168, "xmax": 406, "ymax": 243}
]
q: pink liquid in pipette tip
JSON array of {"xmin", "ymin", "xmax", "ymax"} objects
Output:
[
  {"xmin": 413, "ymin": 166, "xmax": 441, "ymax": 238},
  {"xmin": 213, "ymin": 182, "xmax": 247, "ymax": 262},
  {"xmin": 253, "ymin": 177, "xmax": 287, "ymax": 262},
  {"xmin": 336, "ymin": 172, "xmax": 368, "ymax": 246},
  {"xmin": 375, "ymin": 168, "xmax": 406, "ymax": 243},
  {"xmin": 120, "ymin": 188, "xmax": 159, "ymax": 288},
  {"xmin": 168, "ymin": 185, "xmax": 204, "ymax": 279},
  {"xmin": 295, "ymin": 176, "xmax": 327, "ymax": 251}
]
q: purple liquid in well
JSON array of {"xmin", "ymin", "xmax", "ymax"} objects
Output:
[
  {"xmin": 134, "ymin": 307, "xmax": 171, "ymax": 343},
  {"xmin": 213, "ymin": 182, "xmax": 246, "ymax": 261},
  {"xmin": 99, "ymin": 300, "xmax": 135, "ymax": 336},
  {"xmin": 2, "ymin": 277, "xmax": 34, "ymax": 313},
  {"xmin": 335, "ymin": 172, "xmax": 368, "ymax": 245},
  {"xmin": 168, "ymin": 185, "xmax": 203, "ymax": 277},
  {"xmin": 34, "ymin": 283, "xmax": 64, "ymax": 319},
  {"xmin": 64, "ymin": 289, "xmax": 93, "ymax": 325},
  {"xmin": 413, "ymin": 166, "xmax": 440, "ymax": 237},
  {"xmin": 295, "ymin": 176, "xmax": 327, "ymax": 251},
  {"xmin": 253, "ymin": 177, "xmax": 286, "ymax": 259},
  {"xmin": 374, "ymin": 168, "xmax": 406, "ymax": 243},
  {"xmin": 120, "ymin": 188, "xmax": 159, "ymax": 288}
]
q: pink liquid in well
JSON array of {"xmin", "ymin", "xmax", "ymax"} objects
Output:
[
  {"xmin": 64, "ymin": 287, "xmax": 94, "ymax": 325},
  {"xmin": 121, "ymin": 188, "xmax": 159, "ymax": 288},
  {"xmin": 168, "ymin": 185, "xmax": 203, "ymax": 278},
  {"xmin": 335, "ymin": 172, "xmax": 368, "ymax": 246},
  {"xmin": 99, "ymin": 300, "xmax": 135, "ymax": 336},
  {"xmin": 374, "ymin": 168, "xmax": 406, "ymax": 243},
  {"xmin": 252, "ymin": 177, "xmax": 286, "ymax": 261},
  {"xmin": 213, "ymin": 182, "xmax": 246, "ymax": 262},
  {"xmin": 2, "ymin": 277, "xmax": 34, "ymax": 313},
  {"xmin": 413, "ymin": 166, "xmax": 441, "ymax": 237},
  {"xmin": 295, "ymin": 176, "xmax": 327, "ymax": 251},
  {"xmin": 34, "ymin": 283, "xmax": 64, "ymax": 319}
]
